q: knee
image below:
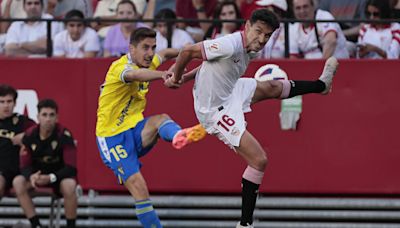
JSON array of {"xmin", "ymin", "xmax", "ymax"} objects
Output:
[
  {"xmin": 255, "ymin": 154, "xmax": 268, "ymax": 171},
  {"xmin": 158, "ymin": 113, "xmax": 171, "ymax": 123},
  {"xmin": 12, "ymin": 176, "xmax": 28, "ymax": 195},
  {"xmin": 60, "ymin": 179, "xmax": 77, "ymax": 198}
]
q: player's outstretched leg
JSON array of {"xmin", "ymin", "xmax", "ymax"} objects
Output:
[
  {"xmin": 319, "ymin": 57, "xmax": 339, "ymax": 94},
  {"xmin": 172, "ymin": 124, "xmax": 207, "ymax": 149}
]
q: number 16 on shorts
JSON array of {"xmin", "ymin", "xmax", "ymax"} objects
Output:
[{"xmin": 217, "ymin": 115, "xmax": 236, "ymax": 132}]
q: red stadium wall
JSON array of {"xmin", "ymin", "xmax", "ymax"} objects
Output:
[{"xmin": 2, "ymin": 58, "xmax": 400, "ymax": 195}]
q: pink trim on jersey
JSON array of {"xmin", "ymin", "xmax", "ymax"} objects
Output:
[
  {"xmin": 200, "ymin": 42, "xmax": 207, "ymax": 60},
  {"xmin": 243, "ymin": 166, "xmax": 264, "ymax": 184},
  {"xmin": 280, "ymin": 80, "xmax": 291, "ymax": 98},
  {"xmin": 240, "ymin": 31, "xmax": 247, "ymax": 49},
  {"xmin": 323, "ymin": 29, "xmax": 338, "ymax": 38}
]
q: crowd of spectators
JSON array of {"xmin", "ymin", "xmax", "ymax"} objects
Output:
[{"xmin": 0, "ymin": 0, "xmax": 399, "ymax": 59}]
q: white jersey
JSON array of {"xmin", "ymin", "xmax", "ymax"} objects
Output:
[
  {"xmin": 358, "ymin": 23, "xmax": 400, "ymax": 59},
  {"xmin": 155, "ymin": 28, "xmax": 194, "ymax": 53},
  {"xmin": 260, "ymin": 23, "xmax": 286, "ymax": 59},
  {"xmin": 194, "ymin": 31, "xmax": 255, "ymax": 117},
  {"xmin": 289, "ymin": 9, "xmax": 349, "ymax": 59},
  {"xmin": 53, "ymin": 27, "xmax": 100, "ymax": 58},
  {"xmin": 5, "ymin": 14, "xmax": 63, "ymax": 45}
]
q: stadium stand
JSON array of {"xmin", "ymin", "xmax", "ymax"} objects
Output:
[{"xmin": 2, "ymin": 193, "xmax": 400, "ymax": 227}]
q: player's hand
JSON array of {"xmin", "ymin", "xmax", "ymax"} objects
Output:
[
  {"xmin": 30, "ymin": 171, "xmax": 41, "ymax": 188},
  {"xmin": 161, "ymin": 71, "xmax": 174, "ymax": 82},
  {"xmin": 164, "ymin": 77, "xmax": 181, "ymax": 89}
]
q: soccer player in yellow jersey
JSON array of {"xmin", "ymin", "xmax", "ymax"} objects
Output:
[{"xmin": 95, "ymin": 28, "xmax": 206, "ymax": 228}]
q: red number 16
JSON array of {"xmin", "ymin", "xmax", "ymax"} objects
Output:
[{"xmin": 217, "ymin": 115, "xmax": 235, "ymax": 132}]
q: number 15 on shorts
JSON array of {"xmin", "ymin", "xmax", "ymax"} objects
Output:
[{"xmin": 110, "ymin": 145, "xmax": 128, "ymax": 161}]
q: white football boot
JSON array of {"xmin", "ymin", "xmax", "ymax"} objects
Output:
[{"xmin": 319, "ymin": 56, "xmax": 339, "ymax": 95}]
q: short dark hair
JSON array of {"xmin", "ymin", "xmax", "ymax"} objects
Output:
[
  {"xmin": 130, "ymin": 27, "xmax": 156, "ymax": 46},
  {"xmin": 65, "ymin": 9, "xmax": 85, "ymax": 25},
  {"xmin": 37, "ymin": 99, "xmax": 58, "ymax": 113},
  {"xmin": 23, "ymin": 0, "xmax": 43, "ymax": 6},
  {"xmin": 0, "ymin": 84, "xmax": 18, "ymax": 101},
  {"xmin": 117, "ymin": 0, "xmax": 137, "ymax": 14},
  {"xmin": 366, "ymin": 0, "xmax": 392, "ymax": 19},
  {"xmin": 249, "ymin": 9, "xmax": 280, "ymax": 31}
]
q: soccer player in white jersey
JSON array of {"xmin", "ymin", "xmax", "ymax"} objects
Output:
[{"xmin": 166, "ymin": 9, "xmax": 339, "ymax": 228}]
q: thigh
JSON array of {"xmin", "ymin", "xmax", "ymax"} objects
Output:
[
  {"xmin": 0, "ymin": 169, "xmax": 18, "ymax": 192},
  {"xmin": 96, "ymin": 132, "xmax": 141, "ymax": 185},
  {"xmin": 251, "ymin": 80, "xmax": 283, "ymax": 104}
]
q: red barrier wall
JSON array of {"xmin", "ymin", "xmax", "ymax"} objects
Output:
[{"xmin": 2, "ymin": 58, "xmax": 400, "ymax": 194}]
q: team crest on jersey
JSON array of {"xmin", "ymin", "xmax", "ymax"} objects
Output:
[
  {"xmin": 208, "ymin": 43, "xmax": 220, "ymax": 52},
  {"xmin": 31, "ymin": 144, "xmax": 37, "ymax": 151},
  {"xmin": 12, "ymin": 116, "xmax": 19, "ymax": 125},
  {"xmin": 231, "ymin": 127, "xmax": 240, "ymax": 136},
  {"xmin": 51, "ymin": 141, "xmax": 58, "ymax": 150}
]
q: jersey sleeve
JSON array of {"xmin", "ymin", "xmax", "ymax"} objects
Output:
[
  {"xmin": 316, "ymin": 11, "xmax": 339, "ymax": 38},
  {"xmin": 388, "ymin": 23, "xmax": 400, "ymax": 59},
  {"xmin": 201, "ymin": 36, "xmax": 235, "ymax": 61}
]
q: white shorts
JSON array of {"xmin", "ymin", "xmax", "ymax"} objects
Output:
[{"xmin": 195, "ymin": 78, "xmax": 257, "ymax": 149}]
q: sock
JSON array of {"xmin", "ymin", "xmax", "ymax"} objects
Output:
[
  {"xmin": 158, "ymin": 119, "xmax": 181, "ymax": 142},
  {"xmin": 66, "ymin": 219, "xmax": 76, "ymax": 228},
  {"xmin": 29, "ymin": 216, "xmax": 41, "ymax": 228},
  {"xmin": 284, "ymin": 80, "xmax": 325, "ymax": 98},
  {"xmin": 135, "ymin": 199, "xmax": 162, "ymax": 228},
  {"xmin": 240, "ymin": 178, "xmax": 260, "ymax": 226}
]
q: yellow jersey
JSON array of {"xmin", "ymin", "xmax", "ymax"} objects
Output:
[{"xmin": 96, "ymin": 54, "xmax": 161, "ymax": 137}]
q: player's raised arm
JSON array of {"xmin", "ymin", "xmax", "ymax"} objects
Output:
[{"xmin": 172, "ymin": 43, "xmax": 203, "ymax": 84}]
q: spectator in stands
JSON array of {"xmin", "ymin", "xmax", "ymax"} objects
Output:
[
  {"xmin": 0, "ymin": 84, "xmax": 35, "ymax": 203},
  {"xmin": 1, "ymin": 0, "xmax": 27, "ymax": 33},
  {"xmin": 203, "ymin": 0, "xmax": 242, "ymax": 40},
  {"xmin": 142, "ymin": 0, "xmax": 176, "ymax": 27},
  {"xmin": 318, "ymin": 0, "xmax": 367, "ymax": 42},
  {"xmin": 153, "ymin": 8, "xmax": 194, "ymax": 53},
  {"xmin": 13, "ymin": 99, "xmax": 78, "ymax": 228},
  {"xmin": 103, "ymin": 0, "xmax": 147, "ymax": 57},
  {"xmin": 391, "ymin": 0, "xmax": 400, "ymax": 18},
  {"xmin": 4, "ymin": 0, "xmax": 63, "ymax": 57},
  {"xmin": 46, "ymin": 0, "xmax": 93, "ymax": 18},
  {"xmin": 258, "ymin": 0, "xmax": 289, "ymax": 58},
  {"xmin": 289, "ymin": 0, "xmax": 349, "ymax": 59},
  {"xmin": 92, "ymin": 0, "xmax": 146, "ymax": 37},
  {"xmin": 53, "ymin": 9, "xmax": 100, "ymax": 58},
  {"xmin": 357, "ymin": 0, "xmax": 400, "ymax": 59},
  {"xmin": 175, "ymin": 0, "xmax": 218, "ymax": 42}
]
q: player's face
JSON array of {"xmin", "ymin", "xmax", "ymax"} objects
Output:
[
  {"xmin": 293, "ymin": 0, "xmax": 314, "ymax": 20},
  {"xmin": 38, "ymin": 107, "xmax": 58, "ymax": 132},
  {"xmin": 130, "ymin": 37, "xmax": 156, "ymax": 68},
  {"xmin": 245, "ymin": 20, "xmax": 274, "ymax": 52},
  {"xmin": 66, "ymin": 21, "xmax": 85, "ymax": 41},
  {"xmin": 0, "ymin": 95, "xmax": 16, "ymax": 120},
  {"xmin": 117, "ymin": 3, "xmax": 136, "ymax": 28},
  {"xmin": 24, "ymin": 0, "xmax": 43, "ymax": 19}
]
